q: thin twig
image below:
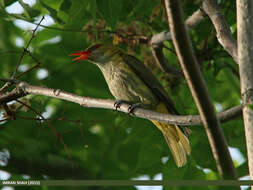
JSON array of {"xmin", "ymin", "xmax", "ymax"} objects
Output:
[
  {"xmin": 2, "ymin": 104, "xmax": 15, "ymax": 120},
  {"xmin": 0, "ymin": 17, "xmax": 44, "ymax": 95},
  {"xmin": 16, "ymin": 115, "xmax": 82, "ymax": 124},
  {"xmin": 12, "ymin": 16, "xmax": 44, "ymax": 79},
  {"xmin": 0, "ymin": 78, "xmax": 19, "ymax": 83},
  {"xmin": 16, "ymin": 50, "xmax": 42, "ymax": 79},
  {"xmin": 5, "ymin": 13, "xmax": 147, "ymax": 39},
  {"xmin": 0, "ymin": 83, "xmax": 11, "ymax": 94},
  {"xmin": 15, "ymin": 99, "xmax": 74, "ymax": 169}
]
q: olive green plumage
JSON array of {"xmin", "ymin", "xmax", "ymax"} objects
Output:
[{"xmin": 71, "ymin": 44, "xmax": 191, "ymax": 167}]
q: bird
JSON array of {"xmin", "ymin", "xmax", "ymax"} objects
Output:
[{"xmin": 70, "ymin": 44, "xmax": 191, "ymax": 167}]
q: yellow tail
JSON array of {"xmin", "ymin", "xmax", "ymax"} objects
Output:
[{"xmin": 152, "ymin": 103, "xmax": 191, "ymax": 167}]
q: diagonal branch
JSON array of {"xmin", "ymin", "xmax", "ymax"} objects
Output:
[
  {"xmin": 0, "ymin": 80, "xmax": 242, "ymax": 126},
  {"xmin": 0, "ymin": 17, "xmax": 44, "ymax": 95},
  {"xmin": 16, "ymin": 50, "xmax": 42, "ymax": 79},
  {"xmin": 151, "ymin": 9, "xmax": 205, "ymax": 46},
  {"xmin": 202, "ymin": 0, "xmax": 237, "ymax": 63},
  {"xmin": 15, "ymin": 99, "xmax": 73, "ymax": 168},
  {"xmin": 150, "ymin": 9, "xmax": 205, "ymax": 74},
  {"xmin": 151, "ymin": 0, "xmax": 238, "ymax": 76},
  {"xmin": 164, "ymin": 0, "xmax": 237, "ymax": 180},
  {"xmin": 12, "ymin": 16, "xmax": 44, "ymax": 78}
]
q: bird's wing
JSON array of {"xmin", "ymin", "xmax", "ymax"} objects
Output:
[{"xmin": 121, "ymin": 53, "xmax": 179, "ymax": 114}]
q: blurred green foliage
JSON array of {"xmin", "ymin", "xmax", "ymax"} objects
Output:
[{"xmin": 0, "ymin": 0, "xmax": 246, "ymax": 190}]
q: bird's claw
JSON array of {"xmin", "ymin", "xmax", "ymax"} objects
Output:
[
  {"xmin": 114, "ymin": 100, "xmax": 127, "ymax": 110},
  {"xmin": 127, "ymin": 103, "xmax": 141, "ymax": 114},
  {"xmin": 114, "ymin": 100, "xmax": 141, "ymax": 114}
]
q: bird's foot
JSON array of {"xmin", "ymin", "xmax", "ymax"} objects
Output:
[
  {"xmin": 114, "ymin": 100, "xmax": 129, "ymax": 110},
  {"xmin": 114, "ymin": 100, "xmax": 142, "ymax": 114},
  {"xmin": 127, "ymin": 103, "xmax": 142, "ymax": 114}
]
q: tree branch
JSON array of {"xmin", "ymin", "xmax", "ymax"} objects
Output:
[
  {"xmin": 150, "ymin": 43, "xmax": 184, "ymax": 76},
  {"xmin": 0, "ymin": 17, "xmax": 44, "ymax": 95},
  {"xmin": 151, "ymin": 0, "xmax": 238, "ymax": 76},
  {"xmin": 164, "ymin": 0, "xmax": 237, "ymax": 180},
  {"xmin": 151, "ymin": 9, "xmax": 205, "ymax": 46},
  {"xmin": 202, "ymin": 0, "xmax": 237, "ymax": 63},
  {"xmin": 150, "ymin": 9, "xmax": 205, "ymax": 74},
  {"xmin": 12, "ymin": 16, "xmax": 44, "ymax": 78},
  {"xmin": 0, "ymin": 80, "xmax": 242, "ymax": 126},
  {"xmin": 237, "ymin": 0, "xmax": 253, "ymax": 183}
]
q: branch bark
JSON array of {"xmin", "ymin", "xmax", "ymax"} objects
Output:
[
  {"xmin": 151, "ymin": 0, "xmax": 238, "ymax": 76},
  {"xmin": 164, "ymin": 0, "xmax": 237, "ymax": 180},
  {"xmin": 202, "ymin": 0, "xmax": 238, "ymax": 63},
  {"xmin": 151, "ymin": 9, "xmax": 205, "ymax": 46},
  {"xmin": 150, "ymin": 9, "xmax": 205, "ymax": 74},
  {"xmin": 0, "ymin": 81, "xmax": 242, "ymax": 126},
  {"xmin": 237, "ymin": 0, "xmax": 253, "ymax": 183}
]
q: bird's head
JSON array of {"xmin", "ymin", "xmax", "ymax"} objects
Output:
[{"xmin": 70, "ymin": 44, "xmax": 120, "ymax": 65}]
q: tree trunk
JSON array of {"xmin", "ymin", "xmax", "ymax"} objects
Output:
[{"xmin": 237, "ymin": 0, "xmax": 253, "ymax": 186}]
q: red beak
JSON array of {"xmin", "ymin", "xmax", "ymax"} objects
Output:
[{"xmin": 69, "ymin": 50, "xmax": 91, "ymax": 61}]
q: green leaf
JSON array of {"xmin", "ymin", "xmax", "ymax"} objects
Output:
[
  {"xmin": 0, "ymin": 0, "xmax": 17, "ymax": 7},
  {"xmin": 0, "ymin": 5, "xmax": 34, "ymax": 21},
  {"xmin": 18, "ymin": 0, "xmax": 40, "ymax": 18},
  {"xmin": 96, "ymin": 0, "xmax": 122, "ymax": 28},
  {"xmin": 65, "ymin": 0, "xmax": 92, "ymax": 28},
  {"xmin": 39, "ymin": 0, "xmax": 65, "ymax": 24},
  {"xmin": 237, "ymin": 162, "xmax": 249, "ymax": 177},
  {"xmin": 59, "ymin": 0, "xmax": 71, "ymax": 12},
  {"xmin": 134, "ymin": 137, "xmax": 162, "ymax": 171}
]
